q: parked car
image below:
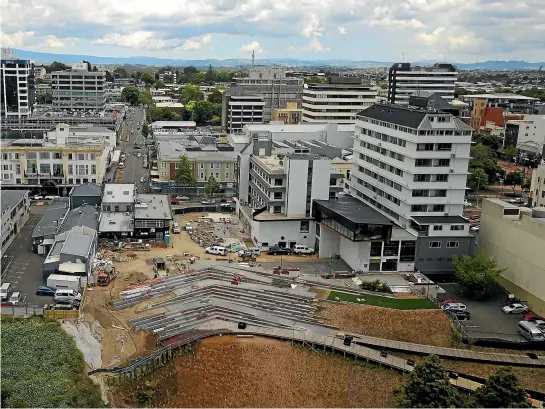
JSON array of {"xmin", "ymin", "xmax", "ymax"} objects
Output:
[
  {"xmin": 31, "ymin": 195, "xmax": 44, "ymax": 200},
  {"xmin": 140, "ymin": 177, "xmax": 145, "ymax": 183},
  {"xmin": 8, "ymin": 292, "xmax": 22, "ymax": 305},
  {"xmin": 1, "ymin": 282, "xmax": 13, "ymax": 301},
  {"xmin": 54, "ymin": 289, "xmax": 81, "ymax": 303},
  {"xmin": 450, "ymin": 310, "xmax": 471, "ymax": 321},
  {"xmin": 171, "ymin": 198, "xmax": 180, "ymax": 205},
  {"xmin": 441, "ymin": 303, "xmax": 467, "ymax": 312},
  {"xmin": 523, "ymin": 313, "xmax": 543, "ymax": 321},
  {"xmin": 36, "ymin": 286, "xmax": 56, "ymax": 296},
  {"xmin": 502, "ymin": 303, "xmax": 529, "ymax": 314},
  {"xmin": 205, "ymin": 246, "xmax": 227, "ymax": 256},
  {"xmin": 528, "ymin": 319, "xmax": 545, "ymax": 332},
  {"xmin": 201, "ymin": 199, "xmax": 216, "ymax": 205},
  {"xmin": 172, "ymin": 222, "xmax": 181, "ymax": 234},
  {"xmin": 176, "ymin": 196, "xmax": 190, "ymax": 201},
  {"xmin": 518, "ymin": 321, "xmax": 545, "ymax": 341},
  {"xmin": 44, "ymin": 195, "xmax": 59, "ymax": 200},
  {"xmin": 137, "ymin": 152, "xmax": 142, "ymax": 157},
  {"xmin": 439, "ymin": 298, "xmax": 460, "ymax": 306},
  {"xmin": 293, "ymin": 245, "xmax": 315, "ymax": 255},
  {"xmin": 268, "ymin": 245, "xmax": 294, "ymax": 255}
]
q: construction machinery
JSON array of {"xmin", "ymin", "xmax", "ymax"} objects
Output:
[{"xmin": 97, "ymin": 266, "xmax": 118, "ymax": 286}]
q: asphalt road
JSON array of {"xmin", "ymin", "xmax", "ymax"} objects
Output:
[
  {"xmin": 121, "ymin": 107, "xmax": 150, "ymax": 192},
  {"xmin": 2, "ymin": 205, "xmax": 56, "ymax": 307}
]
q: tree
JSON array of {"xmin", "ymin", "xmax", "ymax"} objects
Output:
[
  {"xmin": 121, "ymin": 86, "xmax": 140, "ymax": 106},
  {"xmin": 138, "ymin": 90, "xmax": 153, "ymax": 107},
  {"xmin": 204, "ymin": 175, "xmax": 220, "ymax": 197},
  {"xmin": 92, "ymin": 65, "xmax": 98, "ymax": 72},
  {"xmin": 207, "ymin": 87, "xmax": 224, "ymax": 104},
  {"xmin": 105, "ymin": 70, "xmax": 115, "ymax": 82},
  {"xmin": 113, "ymin": 67, "xmax": 128, "ymax": 78},
  {"xmin": 395, "ymin": 355, "xmax": 462, "ymax": 408},
  {"xmin": 504, "ymin": 145, "xmax": 518, "ymax": 161},
  {"xmin": 452, "ymin": 252, "xmax": 504, "ymax": 298},
  {"xmin": 191, "ymin": 101, "xmax": 215, "ymax": 123},
  {"xmin": 180, "ymin": 84, "xmax": 204, "ymax": 105},
  {"xmin": 205, "ymin": 64, "xmax": 216, "ymax": 83},
  {"xmin": 174, "ymin": 155, "xmax": 196, "ymax": 194},
  {"xmin": 46, "ymin": 61, "xmax": 69, "ymax": 73},
  {"xmin": 504, "ymin": 171, "xmax": 525, "ymax": 195},
  {"xmin": 183, "ymin": 66, "xmax": 198, "ymax": 76},
  {"xmin": 467, "ymin": 167, "xmax": 489, "ymax": 192},
  {"xmin": 379, "ymin": 80, "xmax": 388, "ymax": 89},
  {"xmin": 469, "ymin": 144, "xmax": 504, "ymax": 184},
  {"xmin": 472, "ymin": 367, "xmax": 532, "ymax": 408},
  {"xmin": 215, "ymin": 70, "xmax": 233, "ymax": 82},
  {"xmin": 472, "ymin": 133, "xmax": 502, "ymax": 152},
  {"xmin": 36, "ymin": 92, "xmax": 52, "ymax": 104},
  {"xmin": 154, "ymin": 80, "xmax": 165, "ymax": 89},
  {"xmin": 141, "ymin": 72, "xmax": 155, "ymax": 86},
  {"xmin": 142, "ymin": 123, "xmax": 149, "ymax": 137}
]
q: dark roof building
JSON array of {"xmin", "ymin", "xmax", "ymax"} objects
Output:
[{"xmin": 69, "ymin": 183, "xmax": 102, "ymax": 210}]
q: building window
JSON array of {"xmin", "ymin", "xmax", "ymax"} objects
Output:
[
  {"xmin": 411, "ymin": 205, "xmax": 427, "ymax": 212},
  {"xmin": 446, "ymin": 241, "xmax": 459, "ymax": 248},
  {"xmin": 429, "ymin": 241, "xmax": 441, "ymax": 248},
  {"xmin": 78, "ymin": 154, "xmax": 85, "ymax": 161},
  {"xmin": 273, "ymin": 192, "xmax": 282, "ymax": 200},
  {"xmin": 450, "ymin": 225, "xmax": 464, "ymax": 231},
  {"xmin": 91, "ymin": 165, "xmax": 96, "ymax": 174},
  {"xmin": 200, "ymin": 163, "xmax": 204, "ymax": 169},
  {"xmin": 431, "ymin": 205, "xmax": 445, "ymax": 212},
  {"xmin": 273, "ymin": 206, "xmax": 282, "ymax": 213},
  {"xmin": 274, "ymin": 179, "xmax": 282, "ymax": 186},
  {"xmin": 433, "ymin": 225, "xmax": 443, "ymax": 231},
  {"xmin": 400, "ymin": 241, "xmax": 416, "ymax": 262},
  {"xmin": 200, "ymin": 173, "xmax": 204, "ymax": 179},
  {"xmin": 300, "ymin": 221, "xmax": 310, "ymax": 233}
]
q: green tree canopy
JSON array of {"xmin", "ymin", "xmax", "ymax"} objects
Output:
[
  {"xmin": 207, "ymin": 87, "xmax": 224, "ymax": 104},
  {"xmin": 191, "ymin": 101, "xmax": 215, "ymax": 123},
  {"xmin": 180, "ymin": 84, "xmax": 205, "ymax": 105},
  {"xmin": 215, "ymin": 70, "xmax": 233, "ymax": 82},
  {"xmin": 452, "ymin": 252, "xmax": 504, "ymax": 298},
  {"xmin": 379, "ymin": 80, "xmax": 388, "ymax": 89},
  {"xmin": 142, "ymin": 123, "xmax": 149, "ymax": 137},
  {"xmin": 183, "ymin": 66, "xmax": 198, "ymax": 76},
  {"xmin": 472, "ymin": 133, "xmax": 502, "ymax": 152},
  {"xmin": 504, "ymin": 145, "xmax": 518, "ymax": 160},
  {"xmin": 154, "ymin": 80, "xmax": 165, "ymax": 89},
  {"xmin": 113, "ymin": 67, "xmax": 128, "ymax": 78},
  {"xmin": 138, "ymin": 90, "xmax": 153, "ymax": 106},
  {"xmin": 174, "ymin": 155, "xmax": 197, "ymax": 187},
  {"xmin": 467, "ymin": 167, "xmax": 489, "ymax": 192},
  {"xmin": 395, "ymin": 355, "xmax": 462, "ymax": 408},
  {"xmin": 46, "ymin": 61, "xmax": 69, "ymax": 73},
  {"xmin": 520, "ymin": 87, "xmax": 545, "ymax": 101},
  {"xmin": 141, "ymin": 72, "xmax": 155, "ymax": 86},
  {"xmin": 469, "ymin": 143, "xmax": 505, "ymax": 184},
  {"xmin": 121, "ymin": 86, "xmax": 140, "ymax": 106},
  {"xmin": 472, "ymin": 367, "xmax": 532, "ymax": 408},
  {"xmin": 504, "ymin": 171, "xmax": 525, "ymax": 194},
  {"xmin": 205, "ymin": 64, "xmax": 216, "ymax": 83},
  {"xmin": 205, "ymin": 175, "xmax": 220, "ymax": 196}
]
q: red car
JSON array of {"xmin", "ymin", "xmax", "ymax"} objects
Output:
[
  {"xmin": 439, "ymin": 298, "xmax": 460, "ymax": 306},
  {"xmin": 171, "ymin": 198, "xmax": 180, "ymax": 205},
  {"xmin": 522, "ymin": 314, "xmax": 542, "ymax": 321}
]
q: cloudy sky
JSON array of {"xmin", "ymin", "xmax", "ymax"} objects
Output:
[{"xmin": 1, "ymin": 0, "xmax": 544, "ymax": 62}]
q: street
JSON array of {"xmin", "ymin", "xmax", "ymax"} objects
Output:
[{"xmin": 120, "ymin": 107, "xmax": 150, "ymax": 192}]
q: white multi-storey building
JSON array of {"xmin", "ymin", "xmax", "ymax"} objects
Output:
[
  {"xmin": 387, "ymin": 63, "xmax": 457, "ymax": 105},
  {"xmin": 1, "ymin": 190, "xmax": 30, "ymax": 254},
  {"xmin": 0, "ymin": 123, "xmax": 113, "ymax": 190},
  {"xmin": 51, "ymin": 63, "xmax": 106, "ymax": 111},
  {"xmin": 1, "ymin": 48, "xmax": 36, "ymax": 119},
  {"xmin": 221, "ymin": 85, "xmax": 265, "ymax": 134},
  {"xmin": 350, "ymin": 103, "xmax": 475, "ymax": 274},
  {"xmin": 302, "ymin": 78, "xmax": 377, "ymax": 124},
  {"xmin": 158, "ymin": 71, "xmax": 176, "ymax": 84}
]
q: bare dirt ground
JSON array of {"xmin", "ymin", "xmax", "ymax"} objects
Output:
[
  {"xmin": 318, "ymin": 302, "xmax": 453, "ymax": 347},
  {"xmin": 110, "ymin": 336, "xmax": 403, "ymax": 408}
]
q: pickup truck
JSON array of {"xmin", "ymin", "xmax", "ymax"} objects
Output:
[{"xmin": 267, "ymin": 245, "xmax": 293, "ymax": 255}]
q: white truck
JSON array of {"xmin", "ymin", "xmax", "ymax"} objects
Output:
[{"xmin": 47, "ymin": 274, "xmax": 81, "ymax": 292}]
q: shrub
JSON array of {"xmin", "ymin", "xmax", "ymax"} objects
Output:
[{"xmin": 360, "ymin": 279, "xmax": 393, "ymax": 293}]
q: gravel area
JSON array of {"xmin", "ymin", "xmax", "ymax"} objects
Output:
[{"xmin": 61, "ymin": 320, "xmax": 102, "ymax": 369}]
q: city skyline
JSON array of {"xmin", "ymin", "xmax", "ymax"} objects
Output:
[{"xmin": 1, "ymin": 0, "xmax": 544, "ymax": 62}]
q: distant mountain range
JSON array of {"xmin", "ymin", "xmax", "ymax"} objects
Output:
[{"xmin": 11, "ymin": 48, "xmax": 545, "ymax": 70}]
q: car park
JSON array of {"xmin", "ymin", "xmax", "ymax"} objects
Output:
[
  {"xmin": 293, "ymin": 245, "xmax": 315, "ymax": 255},
  {"xmin": 36, "ymin": 286, "xmax": 56, "ymax": 296},
  {"xmin": 502, "ymin": 303, "xmax": 529, "ymax": 314},
  {"xmin": 268, "ymin": 245, "xmax": 294, "ymax": 255}
]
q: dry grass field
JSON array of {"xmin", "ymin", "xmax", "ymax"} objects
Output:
[
  {"xmin": 111, "ymin": 336, "xmax": 404, "ymax": 408},
  {"xmin": 318, "ymin": 302, "xmax": 454, "ymax": 347}
]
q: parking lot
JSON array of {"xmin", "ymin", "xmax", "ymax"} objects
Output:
[
  {"xmin": 441, "ymin": 283, "xmax": 526, "ymax": 341},
  {"xmin": 2, "ymin": 205, "xmax": 56, "ymax": 307}
]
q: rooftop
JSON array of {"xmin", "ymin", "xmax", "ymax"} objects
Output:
[
  {"xmin": 462, "ymin": 93, "xmax": 539, "ymax": 101},
  {"xmin": 244, "ymin": 123, "xmax": 332, "ymax": 134},
  {"xmin": 98, "ymin": 212, "xmax": 134, "ymax": 233},
  {"xmin": 152, "ymin": 121, "xmax": 196, "ymax": 129},
  {"xmin": 58, "ymin": 205, "xmax": 100, "ymax": 235},
  {"xmin": 61, "ymin": 229, "xmax": 94, "ymax": 258},
  {"xmin": 313, "ymin": 197, "xmax": 392, "ymax": 225},
  {"xmin": 134, "ymin": 194, "xmax": 173, "ymax": 220},
  {"xmin": 103, "ymin": 183, "xmax": 135, "ymax": 204},
  {"xmin": 1, "ymin": 190, "xmax": 28, "ymax": 214},
  {"xmin": 158, "ymin": 140, "xmax": 237, "ymax": 161},
  {"xmin": 32, "ymin": 206, "xmax": 68, "ymax": 238},
  {"xmin": 70, "ymin": 183, "xmax": 101, "ymax": 197},
  {"xmin": 251, "ymin": 156, "xmax": 285, "ymax": 173}
]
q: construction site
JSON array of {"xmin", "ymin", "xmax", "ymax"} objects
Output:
[{"xmin": 68, "ymin": 211, "xmax": 545, "ymax": 406}]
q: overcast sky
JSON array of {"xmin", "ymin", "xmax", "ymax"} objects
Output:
[{"xmin": 1, "ymin": 0, "xmax": 544, "ymax": 62}]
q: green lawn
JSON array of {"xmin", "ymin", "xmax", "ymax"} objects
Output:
[{"xmin": 328, "ymin": 291, "xmax": 437, "ymax": 310}]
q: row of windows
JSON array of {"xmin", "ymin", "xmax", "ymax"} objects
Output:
[
  {"xmin": 360, "ymin": 128, "xmax": 407, "ymax": 148},
  {"xmin": 414, "ymin": 174, "xmax": 449, "ymax": 182},
  {"xmin": 357, "ymin": 116, "xmax": 471, "ymax": 136},
  {"xmin": 410, "ymin": 204, "xmax": 445, "ymax": 212},
  {"xmin": 417, "ymin": 143, "xmax": 452, "ymax": 151},
  {"xmin": 249, "ymin": 162, "xmax": 283, "ymax": 186},
  {"xmin": 353, "ymin": 188, "xmax": 400, "ymax": 220},
  {"xmin": 360, "ymin": 141, "xmax": 405, "ymax": 162},
  {"xmin": 429, "ymin": 241, "xmax": 460, "ymax": 248},
  {"xmin": 358, "ymin": 153, "xmax": 404, "ymax": 178},
  {"xmin": 415, "ymin": 158, "xmax": 451, "ymax": 167},
  {"xmin": 358, "ymin": 166, "xmax": 402, "ymax": 192},
  {"xmin": 432, "ymin": 225, "xmax": 465, "ymax": 231},
  {"xmin": 22, "ymin": 152, "xmax": 97, "ymax": 160},
  {"xmin": 412, "ymin": 189, "xmax": 447, "ymax": 198}
]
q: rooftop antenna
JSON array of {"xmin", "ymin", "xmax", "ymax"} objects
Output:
[{"xmin": 252, "ymin": 49, "xmax": 255, "ymax": 67}]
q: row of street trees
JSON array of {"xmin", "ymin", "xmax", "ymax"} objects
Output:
[
  {"xmin": 173, "ymin": 154, "xmax": 220, "ymax": 196},
  {"xmin": 396, "ymin": 355, "xmax": 533, "ymax": 408}
]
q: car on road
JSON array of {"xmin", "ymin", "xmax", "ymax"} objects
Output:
[
  {"xmin": 134, "ymin": 145, "xmax": 142, "ymax": 150},
  {"xmin": 201, "ymin": 199, "xmax": 216, "ymax": 205},
  {"xmin": 523, "ymin": 313, "xmax": 543, "ymax": 321},
  {"xmin": 140, "ymin": 177, "xmax": 145, "ymax": 183},
  {"xmin": 449, "ymin": 310, "xmax": 471, "ymax": 321},
  {"xmin": 268, "ymin": 245, "xmax": 294, "ymax": 255},
  {"xmin": 441, "ymin": 302, "xmax": 467, "ymax": 312},
  {"xmin": 36, "ymin": 286, "xmax": 56, "ymax": 296},
  {"xmin": 176, "ymin": 196, "xmax": 190, "ymax": 201},
  {"xmin": 502, "ymin": 303, "xmax": 529, "ymax": 314},
  {"xmin": 137, "ymin": 152, "xmax": 142, "ymax": 157},
  {"xmin": 293, "ymin": 245, "xmax": 315, "ymax": 255},
  {"xmin": 171, "ymin": 198, "xmax": 180, "ymax": 205},
  {"xmin": 9, "ymin": 292, "xmax": 22, "ymax": 305},
  {"xmin": 44, "ymin": 195, "xmax": 59, "ymax": 200},
  {"xmin": 31, "ymin": 195, "xmax": 44, "ymax": 200}
]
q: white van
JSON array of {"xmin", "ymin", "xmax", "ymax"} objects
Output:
[
  {"xmin": 1, "ymin": 283, "xmax": 12, "ymax": 301},
  {"xmin": 172, "ymin": 222, "xmax": 181, "ymax": 234},
  {"xmin": 293, "ymin": 245, "xmax": 315, "ymax": 255},
  {"xmin": 54, "ymin": 289, "xmax": 82, "ymax": 303},
  {"xmin": 518, "ymin": 321, "xmax": 545, "ymax": 342},
  {"xmin": 205, "ymin": 246, "xmax": 227, "ymax": 256}
]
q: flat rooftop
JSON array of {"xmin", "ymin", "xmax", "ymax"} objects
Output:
[
  {"xmin": 313, "ymin": 197, "xmax": 392, "ymax": 225},
  {"xmin": 102, "ymin": 183, "xmax": 135, "ymax": 203},
  {"xmin": 462, "ymin": 93, "xmax": 538, "ymax": 101},
  {"xmin": 32, "ymin": 206, "xmax": 68, "ymax": 238},
  {"xmin": 251, "ymin": 156, "xmax": 285, "ymax": 173},
  {"xmin": 134, "ymin": 194, "xmax": 173, "ymax": 220},
  {"xmin": 99, "ymin": 212, "xmax": 134, "ymax": 233},
  {"xmin": 61, "ymin": 230, "xmax": 93, "ymax": 258},
  {"xmin": 1, "ymin": 190, "xmax": 28, "ymax": 214}
]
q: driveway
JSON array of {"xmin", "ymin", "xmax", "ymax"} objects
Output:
[
  {"xmin": 441, "ymin": 283, "xmax": 526, "ymax": 341},
  {"xmin": 2, "ymin": 205, "xmax": 55, "ymax": 307}
]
